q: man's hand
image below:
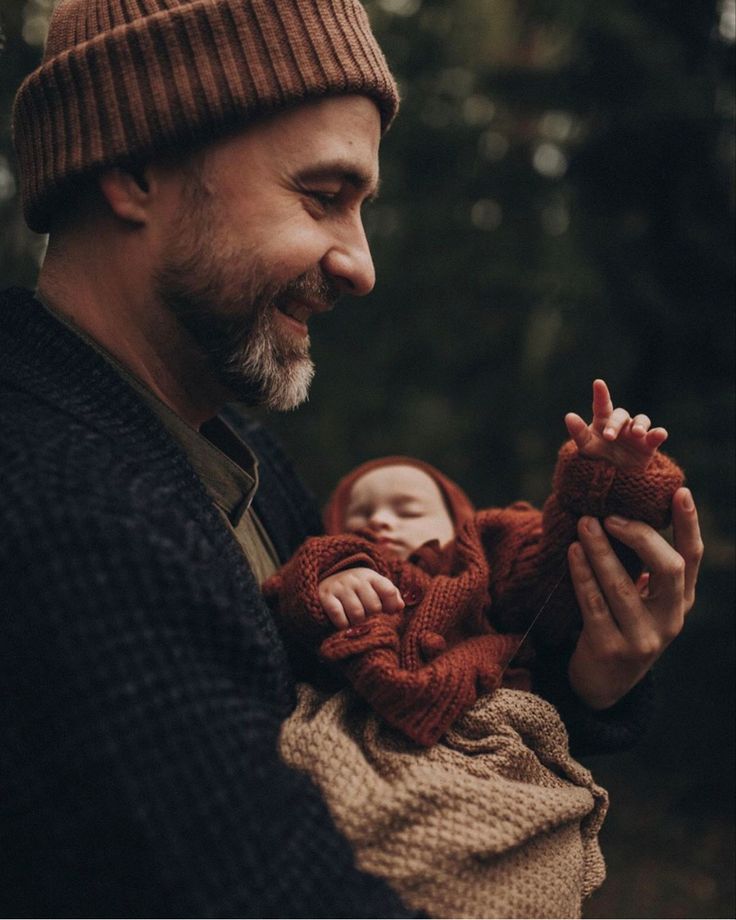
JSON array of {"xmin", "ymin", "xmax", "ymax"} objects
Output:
[
  {"xmin": 567, "ymin": 487, "xmax": 703, "ymax": 710},
  {"xmin": 565, "ymin": 378, "xmax": 668, "ymax": 471},
  {"xmin": 318, "ymin": 568, "xmax": 405, "ymax": 630}
]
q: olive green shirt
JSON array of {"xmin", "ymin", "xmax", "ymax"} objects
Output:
[{"xmin": 39, "ymin": 297, "xmax": 279, "ymax": 586}]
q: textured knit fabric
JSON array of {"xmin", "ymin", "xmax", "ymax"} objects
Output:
[
  {"xmin": 280, "ymin": 684, "xmax": 609, "ymax": 919},
  {"xmin": 42, "ymin": 295, "xmax": 281, "ymax": 583},
  {"xmin": 12, "ymin": 0, "xmax": 399, "ymax": 232},
  {"xmin": 0, "ymin": 287, "xmax": 419, "ymax": 919},
  {"xmin": 265, "ymin": 448, "xmax": 684, "ymax": 746}
]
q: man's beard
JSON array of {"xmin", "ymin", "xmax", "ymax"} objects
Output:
[{"xmin": 153, "ymin": 186, "xmax": 338, "ymax": 411}]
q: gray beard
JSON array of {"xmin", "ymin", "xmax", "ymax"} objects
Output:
[
  {"xmin": 152, "ymin": 165, "xmax": 336, "ymax": 411},
  {"xmin": 163, "ymin": 285, "xmax": 316, "ymax": 411},
  {"xmin": 154, "ymin": 248, "xmax": 330, "ymax": 411}
]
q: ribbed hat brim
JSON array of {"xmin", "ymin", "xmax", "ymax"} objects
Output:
[{"xmin": 13, "ymin": 0, "xmax": 399, "ymax": 232}]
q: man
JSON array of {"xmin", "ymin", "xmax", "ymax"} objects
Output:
[{"xmin": 1, "ymin": 0, "xmax": 703, "ymax": 916}]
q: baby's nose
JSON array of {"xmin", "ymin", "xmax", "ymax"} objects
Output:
[{"xmin": 367, "ymin": 509, "xmax": 393, "ymax": 529}]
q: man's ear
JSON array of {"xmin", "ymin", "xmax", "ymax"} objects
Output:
[{"xmin": 98, "ymin": 165, "xmax": 153, "ymax": 225}]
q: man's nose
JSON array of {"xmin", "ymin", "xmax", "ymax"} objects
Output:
[{"xmin": 321, "ymin": 217, "xmax": 376, "ymax": 297}]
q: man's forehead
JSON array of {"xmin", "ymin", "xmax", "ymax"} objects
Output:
[{"xmin": 262, "ymin": 96, "xmax": 381, "ymax": 185}]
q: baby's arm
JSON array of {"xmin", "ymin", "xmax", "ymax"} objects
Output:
[
  {"xmin": 318, "ymin": 568, "xmax": 405, "ymax": 630},
  {"xmin": 262, "ymin": 534, "xmax": 405, "ymax": 644},
  {"xmin": 485, "ymin": 379, "xmax": 684, "ymax": 644}
]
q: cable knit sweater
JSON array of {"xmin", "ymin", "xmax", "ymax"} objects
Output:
[{"xmin": 265, "ymin": 443, "xmax": 683, "ymax": 747}]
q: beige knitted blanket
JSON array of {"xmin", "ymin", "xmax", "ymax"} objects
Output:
[{"xmin": 280, "ymin": 685, "xmax": 608, "ymax": 919}]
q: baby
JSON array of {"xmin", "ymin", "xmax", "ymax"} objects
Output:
[
  {"xmin": 266, "ymin": 379, "xmax": 684, "ymax": 746},
  {"xmin": 267, "ymin": 380, "xmax": 685, "ymax": 919}
]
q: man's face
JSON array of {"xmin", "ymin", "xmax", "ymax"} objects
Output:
[
  {"xmin": 343, "ymin": 465, "xmax": 456, "ymax": 560},
  {"xmin": 153, "ymin": 95, "xmax": 381, "ymax": 410}
]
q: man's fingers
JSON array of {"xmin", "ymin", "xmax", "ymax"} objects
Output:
[
  {"xmin": 576, "ymin": 516, "xmax": 649, "ymax": 635},
  {"xmin": 602, "ymin": 515, "xmax": 686, "ymax": 636},
  {"xmin": 671, "ymin": 487, "xmax": 704, "ymax": 607},
  {"xmin": 568, "ymin": 541, "xmax": 619, "ymax": 642}
]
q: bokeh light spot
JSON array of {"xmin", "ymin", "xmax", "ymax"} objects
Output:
[
  {"xmin": 470, "ymin": 198, "xmax": 503, "ymax": 231},
  {"xmin": 532, "ymin": 142, "xmax": 568, "ymax": 178},
  {"xmin": 0, "ymin": 156, "xmax": 17, "ymax": 204},
  {"xmin": 378, "ymin": 0, "xmax": 422, "ymax": 17}
]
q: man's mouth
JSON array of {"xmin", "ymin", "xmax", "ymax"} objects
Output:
[{"xmin": 277, "ymin": 299, "xmax": 312, "ymax": 324}]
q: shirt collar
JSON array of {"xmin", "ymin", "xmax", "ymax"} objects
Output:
[{"xmin": 36, "ymin": 293, "xmax": 258, "ymax": 526}]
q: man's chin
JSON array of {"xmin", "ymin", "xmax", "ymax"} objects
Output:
[{"xmin": 223, "ymin": 358, "xmax": 315, "ymax": 411}]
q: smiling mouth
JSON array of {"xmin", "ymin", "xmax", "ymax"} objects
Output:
[{"xmin": 276, "ymin": 299, "xmax": 312, "ymax": 324}]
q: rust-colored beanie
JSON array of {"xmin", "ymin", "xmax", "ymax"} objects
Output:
[
  {"xmin": 323, "ymin": 455, "xmax": 476, "ymax": 536},
  {"xmin": 12, "ymin": 0, "xmax": 399, "ymax": 233}
]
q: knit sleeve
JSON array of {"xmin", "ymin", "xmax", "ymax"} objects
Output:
[
  {"xmin": 532, "ymin": 653, "xmax": 656, "ymax": 757},
  {"xmin": 0, "ymin": 498, "xmax": 420, "ymax": 919},
  {"xmin": 262, "ymin": 534, "xmax": 395, "ymax": 646},
  {"xmin": 552, "ymin": 439, "xmax": 684, "ymax": 528},
  {"xmin": 485, "ymin": 442, "xmax": 684, "ymax": 647}
]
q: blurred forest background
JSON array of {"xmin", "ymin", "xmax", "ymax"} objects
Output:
[{"xmin": 1, "ymin": 0, "xmax": 734, "ymax": 916}]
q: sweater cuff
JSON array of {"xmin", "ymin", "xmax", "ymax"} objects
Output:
[
  {"xmin": 553, "ymin": 441, "xmax": 684, "ymax": 528},
  {"xmin": 320, "ymin": 552, "xmax": 379, "ymax": 582},
  {"xmin": 534, "ymin": 655, "xmax": 655, "ymax": 757}
]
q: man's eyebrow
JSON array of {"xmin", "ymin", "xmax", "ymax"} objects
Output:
[{"xmin": 294, "ymin": 161, "xmax": 381, "ymax": 200}]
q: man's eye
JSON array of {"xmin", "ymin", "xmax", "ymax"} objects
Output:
[{"xmin": 308, "ymin": 190, "xmax": 338, "ymax": 207}]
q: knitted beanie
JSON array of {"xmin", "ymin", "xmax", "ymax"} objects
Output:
[
  {"xmin": 323, "ymin": 456, "xmax": 476, "ymax": 536},
  {"xmin": 12, "ymin": 0, "xmax": 399, "ymax": 233}
]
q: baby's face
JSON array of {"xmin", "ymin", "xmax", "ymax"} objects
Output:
[{"xmin": 343, "ymin": 464, "xmax": 455, "ymax": 560}]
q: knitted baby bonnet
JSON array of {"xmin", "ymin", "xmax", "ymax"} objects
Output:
[
  {"xmin": 323, "ymin": 455, "xmax": 476, "ymax": 536},
  {"xmin": 12, "ymin": 0, "xmax": 399, "ymax": 233}
]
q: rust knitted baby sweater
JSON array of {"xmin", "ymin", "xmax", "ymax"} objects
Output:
[{"xmin": 263, "ymin": 443, "xmax": 684, "ymax": 746}]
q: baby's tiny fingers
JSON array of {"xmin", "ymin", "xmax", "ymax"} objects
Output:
[
  {"xmin": 630, "ymin": 414, "xmax": 651, "ymax": 436},
  {"xmin": 321, "ymin": 594, "xmax": 350, "ymax": 630},
  {"xmin": 644, "ymin": 427, "xmax": 668, "ymax": 449},
  {"xmin": 384, "ymin": 586, "xmax": 406, "ymax": 613},
  {"xmin": 340, "ymin": 589, "xmax": 369, "ymax": 625},
  {"xmin": 565, "ymin": 413, "xmax": 595, "ymax": 453},
  {"xmin": 603, "ymin": 407, "xmax": 631, "ymax": 440},
  {"xmin": 371, "ymin": 575, "xmax": 405, "ymax": 613},
  {"xmin": 592, "ymin": 379, "xmax": 614, "ymax": 420}
]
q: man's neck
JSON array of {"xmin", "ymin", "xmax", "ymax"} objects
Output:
[{"xmin": 37, "ymin": 260, "xmax": 226, "ymax": 429}]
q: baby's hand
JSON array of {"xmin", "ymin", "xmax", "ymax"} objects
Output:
[
  {"xmin": 318, "ymin": 567, "xmax": 405, "ymax": 630},
  {"xmin": 565, "ymin": 379, "xmax": 668, "ymax": 471}
]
